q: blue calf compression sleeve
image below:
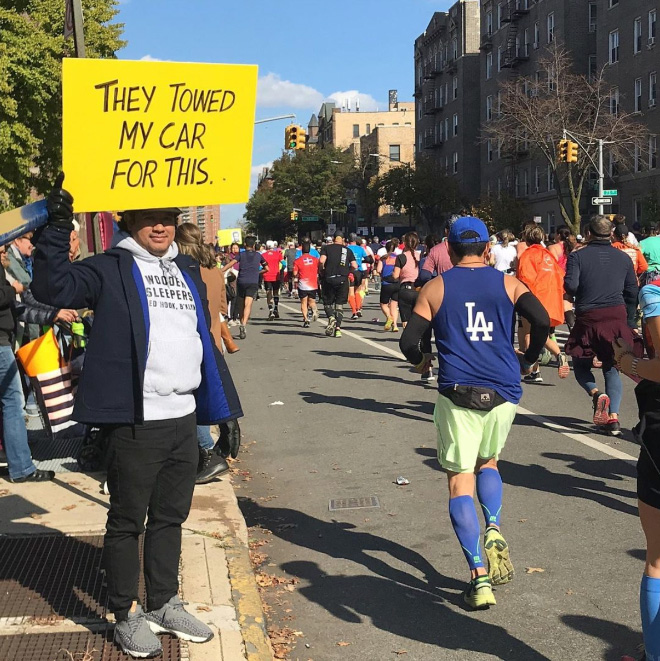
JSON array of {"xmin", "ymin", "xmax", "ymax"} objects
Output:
[
  {"xmin": 641, "ymin": 574, "xmax": 660, "ymax": 661},
  {"xmin": 449, "ymin": 495, "xmax": 484, "ymax": 570},
  {"xmin": 476, "ymin": 467, "xmax": 503, "ymax": 528}
]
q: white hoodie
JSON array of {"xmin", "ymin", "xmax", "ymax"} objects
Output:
[{"xmin": 114, "ymin": 233, "xmax": 203, "ymax": 421}]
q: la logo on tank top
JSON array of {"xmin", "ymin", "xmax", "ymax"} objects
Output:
[{"xmin": 465, "ymin": 302, "xmax": 494, "ymax": 342}]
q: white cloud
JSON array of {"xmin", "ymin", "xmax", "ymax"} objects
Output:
[
  {"xmin": 325, "ymin": 90, "xmax": 381, "ymax": 112},
  {"xmin": 258, "ymin": 73, "xmax": 324, "ymax": 109},
  {"xmin": 139, "ymin": 54, "xmax": 169, "ymax": 62}
]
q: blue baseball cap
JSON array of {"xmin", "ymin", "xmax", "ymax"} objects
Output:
[{"xmin": 448, "ymin": 216, "xmax": 490, "ymax": 244}]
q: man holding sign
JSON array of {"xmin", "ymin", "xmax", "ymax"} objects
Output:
[{"xmin": 32, "ymin": 177, "xmax": 243, "ymax": 658}]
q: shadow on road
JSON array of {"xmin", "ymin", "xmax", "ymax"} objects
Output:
[
  {"xmin": 312, "ymin": 349, "xmax": 399, "ymax": 362},
  {"xmin": 314, "ymin": 368, "xmax": 422, "ymax": 386},
  {"xmin": 561, "ymin": 614, "xmax": 641, "ymax": 661},
  {"xmin": 299, "ymin": 391, "xmax": 433, "ymax": 422},
  {"xmin": 239, "ymin": 498, "xmax": 550, "ymax": 660},
  {"xmin": 499, "ymin": 454, "xmax": 637, "ymax": 516}
]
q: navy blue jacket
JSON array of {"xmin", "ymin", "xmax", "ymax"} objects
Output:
[{"xmin": 31, "ymin": 224, "xmax": 243, "ymax": 426}]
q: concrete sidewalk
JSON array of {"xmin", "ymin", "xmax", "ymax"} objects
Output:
[{"xmin": 0, "ymin": 469, "xmax": 273, "ymax": 660}]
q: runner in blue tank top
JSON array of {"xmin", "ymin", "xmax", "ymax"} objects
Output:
[{"xmin": 400, "ymin": 216, "xmax": 550, "ymax": 610}]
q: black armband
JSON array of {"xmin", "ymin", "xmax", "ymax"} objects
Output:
[
  {"xmin": 399, "ymin": 312, "xmax": 431, "ymax": 365},
  {"xmin": 514, "ymin": 292, "xmax": 550, "ymax": 363}
]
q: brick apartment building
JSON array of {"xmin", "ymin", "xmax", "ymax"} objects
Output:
[
  {"xmin": 414, "ymin": 2, "xmax": 481, "ymax": 202},
  {"xmin": 179, "ymin": 205, "xmax": 221, "ymax": 244},
  {"xmin": 415, "ymin": 0, "xmax": 659, "ymax": 233}
]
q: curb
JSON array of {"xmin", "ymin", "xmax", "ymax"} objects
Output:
[{"xmin": 222, "ymin": 479, "xmax": 274, "ymax": 661}]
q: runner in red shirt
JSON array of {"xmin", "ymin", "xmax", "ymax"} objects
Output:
[
  {"xmin": 261, "ymin": 240, "xmax": 284, "ymax": 320},
  {"xmin": 293, "ymin": 240, "xmax": 320, "ymax": 328}
]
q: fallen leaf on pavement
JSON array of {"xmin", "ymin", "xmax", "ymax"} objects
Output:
[
  {"xmin": 518, "ymin": 519, "xmax": 528, "ymax": 523},
  {"xmin": 284, "ymin": 584, "xmax": 295, "ymax": 592},
  {"xmin": 393, "ymin": 651, "xmax": 408, "ymax": 656},
  {"xmin": 336, "ymin": 641, "xmax": 351, "ymax": 647},
  {"xmin": 196, "ymin": 605, "xmax": 212, "ymax": 612},
  {"xmin": 29, "ymin": 513, "xmax": 41, "ymax": 519},
  {"xmin": 62, "ymin": 504, "xmax": 77, "ymax": 511},
  {"xmin": 525, "ymin": 567, "xmax": 545, "ymax": 574}
]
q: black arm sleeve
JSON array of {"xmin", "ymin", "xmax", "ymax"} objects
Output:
[
  {"xmin": 399, "ymin": 312, "xmax": 432, "ymax": 365},
  {"xmin": 514, "ymin": 292, "xmax": 550, "ymax": 363}
]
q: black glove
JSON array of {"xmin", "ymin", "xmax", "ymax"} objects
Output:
[
  {"xmin": 217, "ymin": 419, "xmax": 241, "ymax": 459},
  {"xmin": 47, "ymin": 173, "xmax": 74, "ymax": 229}
]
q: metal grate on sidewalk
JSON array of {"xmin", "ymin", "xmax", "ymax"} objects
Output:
[{"xmin": 0, "ymin": 630, "xmax": 181, "ymax": 660}]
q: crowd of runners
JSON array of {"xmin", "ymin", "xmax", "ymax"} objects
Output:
[{"xmin": 214, "ymin": 213, "xmax": 660, "ymax": 661}]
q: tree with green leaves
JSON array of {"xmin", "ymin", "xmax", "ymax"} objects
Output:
[
  {"xmin": 244, "ymin": 147, "xmax": 353, "ymax": 241},
  {"xmin": 378, "ymin": 155, "xmax": 463, "ymax": 231},
  {"xmin": 469, "ymin": 195, "xmax": 528, "ymax": 235},
  {"xmin": 0, "ymin": 0, "xmax": 125, "ymax": 210}
]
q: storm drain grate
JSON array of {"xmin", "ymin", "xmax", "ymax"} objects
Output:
[
  {"xmin": 0, "ymin": 630, "xmax": 181, "ymax": 661},
  {"xmin": 329, "ymin": 496, "xmax": 380, "ymax": 511}
]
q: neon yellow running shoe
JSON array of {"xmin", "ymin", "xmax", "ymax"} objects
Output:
[
  {"xmin": 391, "ymin": 324, "xmax": 399, "ymax": 333},
  {"xmin": 463, "ymin": 575, "xmax": 496, "ymax": 610},
  {"xmin": 484, "ymin": 527, "xmax": 514, "ymax": 585},
  {"xmin": 334, "ymin": 328, "xmax": 342, "ymax": 338},
  {"xmin": 384, "ymin": 318, "xmax": 393, "ymax": 331}
]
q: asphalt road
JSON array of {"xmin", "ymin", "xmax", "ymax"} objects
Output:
[{"xmin": 231, "ymin": 290, "xmax": 644, "ymax": 661}]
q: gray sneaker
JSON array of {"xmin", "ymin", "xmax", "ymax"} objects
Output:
[
  {"xmin": 146, "ymin": 595, "xmax": 214, "ymax": 643},
  {"xmin": 114, "ymin": 605, "xmax": 162, "ymax": 659}
]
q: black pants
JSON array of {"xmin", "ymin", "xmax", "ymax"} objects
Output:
[
  {"xmin": 322, "ymin": 277, "xmax": 349, "ymax": 328},
  {"xmin": 398, "ymin": 283, "xmax": 419, "ymax": 323},
  {"xmin": 103, "ymin": 413, "xmax": 197, "ymax": 620}
]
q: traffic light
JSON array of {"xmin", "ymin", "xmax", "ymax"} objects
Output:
[
  {"xmin": 288, "ymin": 125, "xmax": 299, "ymax": 150},
  {"xmin": 284, "ymin": 126, "xmax": 292, "ymax": 150},
  {"xmin": 295, "ymin": 127, "xmax": 307, "ymax": 150},
  {"xmin": 557, "ymin": 139, "xmax": 569, "ymax": 163},
  {"xmin": 290, "ymin": 211, "xmax": 298, "ymax": 222},
  {"xmin": 567, "ymin": 140, "xmax": 578, "ymax": 164}
]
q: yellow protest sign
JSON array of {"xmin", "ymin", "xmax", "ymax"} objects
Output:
[
  {"xmin": 217, "ymin": 228, "xmax": 243, "ymax": 246},
  {"xmin": 62, "ymin": 58, "xmax": 258, "ymax": 212}
]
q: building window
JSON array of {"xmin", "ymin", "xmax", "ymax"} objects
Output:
[
  {"xmin": 547, "ymin": 13, "xmax": 555, "ymax": 42},
  {"xmin": 487, "ymin": 139, "xmax": 494, "ymax": 162},
  {"xmin": 453, "ymin": 152, "xmax": 459, "ymax": 174},
  {"xmin": 534, "ymin": 165, "xmax": 541, "ymax": 193},
  {"xmin": 352, "ymin": 124, "xmax": 360, "ymax": 138},
  {"xmin": 547, "ymin": 211, "xmax": 556, "ymax": 235},
  {"xmin": 651, "ymin": 135, "xmax": 658, "ymax": 169},
  {"xmin": 452, "ymin": 37, "xmax": 458, "ymax": 59},
  {"xmin": 453, "ymin": 76, "xmax": 458, "ymax": 99},
  {"xmin": 366, "ymin": 124, "xmax": 371, "ymax": 135},
  {"xmin": 534, "ymin": 21, "xmax": 540, "ymax": 48},
  {"xmin": 498, "ymin": 46, "xmax": 502, "ymax": 72},
  {"xmin": 497, "ymin": 91, "xmax": 502, "ymax": 116},
  {"xmin": 523, "ymin": 169, "xmax": 529, "ymax": 196},
  {"xmin": 609, "ymin": 30, "xmax": 619, "ymax": 63},
  {"xmin": 486, "ymin": 53, "xmax": 493, "ymax": 79},
  {"xmin": 651, "ymin": 10, "xmax": 657, "ymax": 42},
  {"xmin": 453, "ymin": 113, "xmax": 459, "ymax": 136},
  {"xmin": 634, "ymin": 144, "xmax": 641, "ymax": 172},
  {"xmin": 444, "ymin": 118, "xmax": 449, "ymax": 141},
  {"xmin": 588, "ymin": 3, "xmax": 597, "ymax": 32},
  {"xmin": 635, "ymin": 78, "xmax": 643, "ymax": 112},
  {"xmin": 497, "ymin": 3, "xmax": 503, "ymax": 30},
  {"xmin": 486, "ymin": 10, "xmax": 493, "ymax": 35},
  {"xmin": 635, "ymin": 199, "xmax": 643, "ymax": 225},
  {"xmin": 609, "ymin": 0, "xmax": 618, "ymax": 6},
  {"xmin": 547, "ymin": 167, "xmax": 554, "ymax": 191},
  {"xmin": 498, "ymin": 138, "xmax": 503, "ymax": 159},
  {"xmin": 610, "ymin": 87, "xmax": 619, "ymax": 115},
  {"xmin": 651, "ymin": 72, "xmax": 658, "ymax": 107},
  {"xmin": 389, "ymin": 144, "xmax": 400, "ymax": 162},
  {"xmin": 634, "ymin": 17, "xmax": 642, "ymax": 54},
  {"xmin": 548, "ymin": 65, "xmax": 556, "ymax": 92},
  {"xmin": 418, "ymin": 134, "xmax": 423, "ymax": 152},
  {"xmin": 417, "ymin": 103, "xmax": 422, "ymax": 120},
  {"xmin": 588, "ymin": 55, "xmax": 597, "ymax": 81},
  {"xmin": 486, "ymin": 95, "xmax": 493, "ymax": 121}
]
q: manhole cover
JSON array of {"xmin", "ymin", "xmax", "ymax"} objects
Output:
[
  {"xmin": 329, "ymin": 496, "xmax": 380, "ymax": 511},
  {"xmin": 0, "ymin": 630, "xmax": 181, "ymax": 660}
]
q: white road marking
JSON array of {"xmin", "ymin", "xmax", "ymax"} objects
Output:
[{"xmin": 278, "ymin": 302, "xmax": 637, "ymax": 462}]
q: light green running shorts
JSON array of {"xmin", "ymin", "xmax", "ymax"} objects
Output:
[{"xmin": 433, "ymin": 394, "xmax": 517, "ymax": 474}]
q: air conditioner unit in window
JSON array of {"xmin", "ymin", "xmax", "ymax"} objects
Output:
[
  {"xmin": 533, "ymin": 42, "xmax": 539, "ymax": 49},
  {"xmin": 650, "ymin": 98, "xmax": 657, "ymax": 108},
  {"xmin": 649, "ymin": 37, "xmax": 656, "ymax": 47}
]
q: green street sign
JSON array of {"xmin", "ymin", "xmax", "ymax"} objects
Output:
[
  {"xmin": 603, "ymin": 189, "xmax": 618, "ymax": 196},
  {"xmin": 301, "ymin": 215, "xmax": 319, "ymax": 222}
]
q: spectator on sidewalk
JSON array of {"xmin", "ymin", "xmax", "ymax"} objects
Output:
[
  {"xmin": 0, "ymin": 245, "xmax": 55, "ymax": 483},
  {"xmin": 32, "ymin": 178, "xmax": 243, "ymax": 659}
]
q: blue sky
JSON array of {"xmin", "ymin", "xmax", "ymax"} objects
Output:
[{"xmin": 116, "ymin": 0, "xmax": 451, "ymax": 225}]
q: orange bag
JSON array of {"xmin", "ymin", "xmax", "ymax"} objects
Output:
[
  {"xmin": 517, "ymin": 244, "xmax": 565, "ymax": 327},
  {"xmin": 16, "ymin": 328, "xmax": 65, "ymax": 377}
]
